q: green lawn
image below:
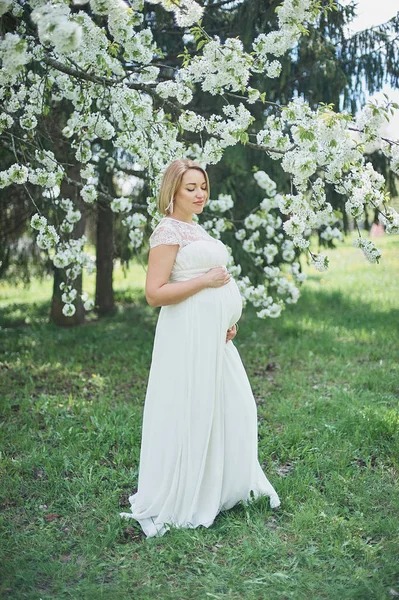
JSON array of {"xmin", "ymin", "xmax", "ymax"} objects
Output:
[{"xmin": 1, "ymin": 234, "xmax": 398, "ymax": 599}]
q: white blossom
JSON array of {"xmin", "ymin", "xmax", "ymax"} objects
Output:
[
  {"xmin": 31, "ymin": 213, "xmax": 47, "ymax": 231},
  {"xmin": 379, "ymin": 207, "xmax": 399, "ymax": 234},
  {"xmin": 0, "ymin": 0, "xmax": 12, "ymax": 17},
  {"xmin": 0, "ymin": 112, "xmax": 14, "ymax": 134},
  {"xmin": 257, "ymin": 303, "xmax": 282, "ymax": 319},
  {"xmin": 244, "ymin": 213, "xmax": 263, "ymax": 230},
  {"xmin": 311, "ymin": 253, "xmax": 329, "ymax": 272},
  {"xmin": 62, "ymin": 288, "xmax": 78, "ymax": 304},
  {"xmin": 180, "ymin": 37, "xmax": 252, "ymax": 95},
  {"xmin": 283, "ymin": 215, "xmax": 306, "ymax": 237},
  {"xmin": 122, "ymin": 212, "xmax": 147, "ymax": 228},
  {"xmin": 62, "ymin": 303, "xmax": 76, "ymax": 317},
  {"xmin": 353, "ymin": 237, "xmax": 382, "ymax": 263},
  {"xmin": 7, "ymin": 164, "xmax": 29, "ymax": 185},
  {"xmin": 266, "ymin": 60, "xmax": 282, "ymax": 78},
  {"xmin": 111, "ymin": 196, "xmax": 132, "ymax": 213},
  {"xmin": 235, "ymin": 229, "xmax": 246, "ymax": 241},
  {"xmin": 84, "ymin": 298, "xmax": 95, "ymax": 311},
  {"xmin": 253, "ymin": 171, "xmax": 277, "ymax": 196},
  {"xmin": 80, "ymin": 185, "xmax": 98, "ymax": 204},
  {"xmin": 80, "ymin": 164, "xmax": 96, "ymax": 180},
  {"xmin": 129, "ymin": 228, "xmax": 144, "ymax": 247},
  {"xmin": 32, "ymin": 4, "xmax": 83, "ymax": 54},
  {"xmin": 0, "ymin": 33, "xmax": 31, "ymax": 74},
  {"xmin": 173, "ymin": 0, "xmax": 203, "ymax": 27},
  {"xmin": 208, "ymin": 194, "xmax": 234, "ymax": 213},
  {"xmin": 179, "ymin": 111, "xmax": 206, "ymax": 133},
  {"xmin": 263, "ymin": 244, "xmax": 278, "ymax": 264}
]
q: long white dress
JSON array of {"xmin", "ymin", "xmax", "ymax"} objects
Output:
[{"xmin": 120, "ymin": 216, "xmax": 280, "ymax": 537}]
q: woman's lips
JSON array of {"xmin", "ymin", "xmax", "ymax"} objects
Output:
[{"xmin": 194, "ymin": 201, "xmax": 204, "ymax": 205}]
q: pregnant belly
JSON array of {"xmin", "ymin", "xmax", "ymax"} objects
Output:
[
  {"xmin": 224, "ymin": 278, "xmax": 243, "ymax": 327},
  {"xmin": 194, "ymin": 277, "xmax": 243, "ymax": 330}
]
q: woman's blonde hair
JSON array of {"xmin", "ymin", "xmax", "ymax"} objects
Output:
[{"xmin": 158, "ymin": 159, "xmax": 210, "ymax": 215}]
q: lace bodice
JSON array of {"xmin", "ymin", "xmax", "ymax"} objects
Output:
[
  {"xmin": 149, "ymin": 217, "xmax": 218, "ymax": 250},
  {"xmin": 149, "ymin": 216, "xmax": 230, "ymax": 284}
]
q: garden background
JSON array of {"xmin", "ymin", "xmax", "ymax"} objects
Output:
[{"xmin": 1, "ymin": 0, "xmax": 399, "ymax": 597}]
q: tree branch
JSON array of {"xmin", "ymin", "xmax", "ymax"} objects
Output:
[
  {"xmin": 42, "ymin": 56, "xmax": 157, "ymax": 92},
  {"xmin": 246, "ymin": 140, "xmax": 296, "ymax": 154}
]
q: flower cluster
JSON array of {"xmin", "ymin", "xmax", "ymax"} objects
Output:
[
  {"xmin": 0, "ymin": 33, "xmax": 31, "ymax": 78},
  {"xmin": 80, "ymin": 185, "xmax": 98, "ymax": 204},
  {"xmin": 122, "ymin": 212, "xmax": 148, "ymax": 248},
  {"xmin": 381, "ymin": 139, "xmax": 399, "ymax": 176},
  {"xmin": 156, "ymin": 80, "xmax": 193, "ymax": 105},
  {"xmin": 253, "ymin": 0, "xmax": 317, "ymax": 74},
  {"xmin": 0, "ymin": 163, "xmax": 29, "ymax": 187},
  {"xmin": 197, "ymin": 172, "xmax": 307, "ymax": 317},
  {"xmin": 378, "ymin": 207, "xmax": 399, "ymax": 234},
  {"xmin": 253, "ymin": 171, "xmax": 277, "ymax": 196},
  {"xmin": 353, "ymin": 238, "xmax": 382, "ymax": 264},
  {"xmin": 337, "ymin": 162, "xmax": 386, "ymax": 221},
  {"xmin": 147, "ymin": 0, "xmax": 204, "ymax": 27},
  {"xmin": 208, "ymin": 194, "xmax": 234, "ymax": 213},
  {"xmin": 110, "ymin": 197, "xmax": 132, "ymax": 213},
  {"xmin": 0, "ymin": 0, "xmax": 397, "ymax": 319},
  {"xmin": 31, "ymin": 3, "xmax": 83, "ymax": 54},
  {"xmin": 179, "ymin": 111, "xmax": 206, "ymax": 133},
  {"xmin": 30, "ymin": 213, "xmax": 60, "ymax": 249},
  {"xmin": 311, "ymin": 253, "xmax": 329, "ymax": 272},
  {"xmin": 180, "ymin": 38, "xmax": 252, "ymax": 95},
  {"xmin": 355, "ymin": 99, "xmax": 397, "ymax": 145}
]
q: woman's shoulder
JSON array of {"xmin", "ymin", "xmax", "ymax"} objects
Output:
[
  {"xmin": 150, "ymin": 216, "xmax": 179, "ymax": 233},
  {"xmin": 157, "ymin": 216, "xmax": 179, "ymax": 227},
  {"xmin": 149, "ymin": 217, "xmax": 182, "ymax": 248}
]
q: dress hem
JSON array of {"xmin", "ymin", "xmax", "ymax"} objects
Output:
[{"xmin": 119, "ymin": 488, "xmax": 281, "ymax": 538}]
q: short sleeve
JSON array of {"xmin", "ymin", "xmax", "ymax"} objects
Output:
[{"xmin": 149, "ymin": 223, "xmax": 181, "ymax": 249}]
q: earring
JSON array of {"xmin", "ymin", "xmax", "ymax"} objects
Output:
[{"xmin": 166, "ymin": 197, "xmax": 174, "ymax": 213}]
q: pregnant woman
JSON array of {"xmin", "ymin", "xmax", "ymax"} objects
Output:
[{"xmin": 120, "ymin": 159, "xmax": 280, "ymax": 537}]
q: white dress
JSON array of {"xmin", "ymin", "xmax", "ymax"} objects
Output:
[{"xmin": 120, "ymin": 216, "xmax": 280, "ymax": 537}]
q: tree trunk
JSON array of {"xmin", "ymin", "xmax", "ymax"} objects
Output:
[{"xmin": 95, "ymin": 190, "xmax": 115, "ymax": 315}]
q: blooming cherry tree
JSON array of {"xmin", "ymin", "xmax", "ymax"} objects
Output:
[{"xmin": 0, "ymin": 0, "xmax": 398, "ymax": 319}]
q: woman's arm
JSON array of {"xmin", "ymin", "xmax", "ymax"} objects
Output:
[{"xmin": 145, "ymin": 244, "xmax": 231, "ymax": 307}]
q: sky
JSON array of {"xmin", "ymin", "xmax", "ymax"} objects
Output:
[
  {"xmin": 345, "ymin": 0, "xmax": 398, "ymax": 33},
  {"xmin": 343, "ymin": 0, "xmax": 399, "ymax": 138}
]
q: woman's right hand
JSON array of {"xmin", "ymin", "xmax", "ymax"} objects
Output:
[{"xmin": 202, "ymin": 266, "xmax": 231, "ymax": 288}]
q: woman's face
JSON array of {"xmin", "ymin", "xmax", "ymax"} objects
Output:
[{"xmin": 174, "ymin": 169, "xmax": 208, "ymax": 216}]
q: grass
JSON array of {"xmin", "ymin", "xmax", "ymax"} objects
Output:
[{"xmin": 0, "ymin": 234, "xmax": 398, "ymax": 599}]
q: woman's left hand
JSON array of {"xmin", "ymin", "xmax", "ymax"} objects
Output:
[{"xmin": 226, "ymin": 324, "xmax": 237, "ymax": 343}]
